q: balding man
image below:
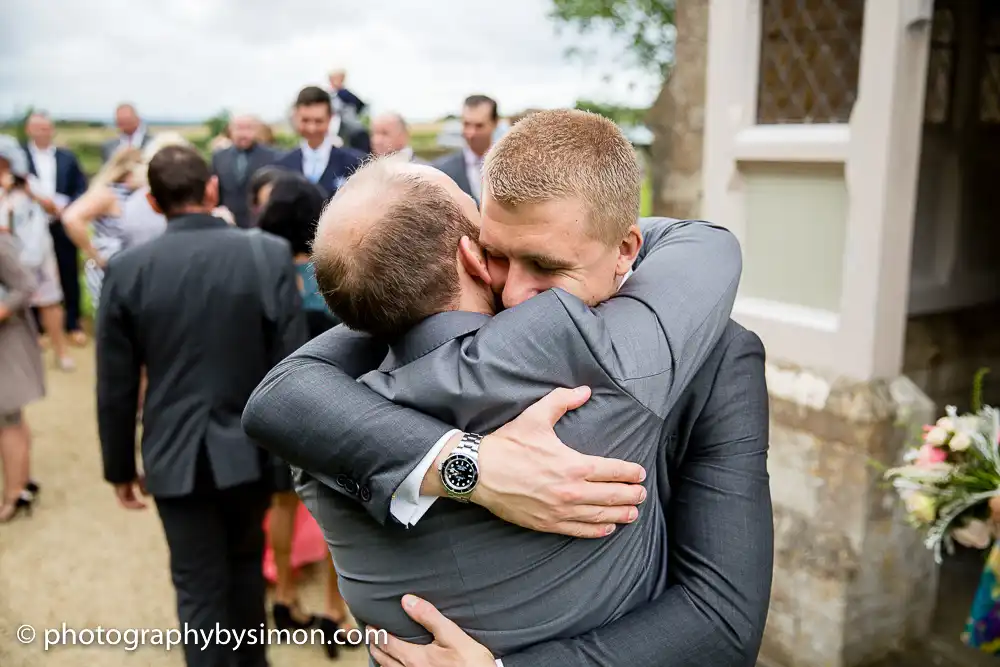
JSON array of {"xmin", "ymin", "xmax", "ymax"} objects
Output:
[
  {"xmin": 211, "ymin": 115, "xmax": 277, "ymax": 228},
  {"xmin": 370, "ymin": 112, "xmax": 425, "ymax": 163},
  {"xmin": 101, "ymin": 103, "xmax": 153, "ymax": 162}
]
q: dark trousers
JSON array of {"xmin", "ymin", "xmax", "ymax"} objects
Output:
[
  {"xmin": 49, "ymin": 220, "xmax": 81, "ymax": 331},
  {"xmin": 155, "ymin": 458, "xmax": 271, "ymax": 667}
]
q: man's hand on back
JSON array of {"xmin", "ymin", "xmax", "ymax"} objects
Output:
[{"xmin": 423, "ymin": 387, "xmax": 647, "ymax": 538}]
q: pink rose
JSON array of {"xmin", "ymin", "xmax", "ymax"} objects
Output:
[{"xmin": 916, "ymin": 444, "xmax": 948, "ymax": 467}]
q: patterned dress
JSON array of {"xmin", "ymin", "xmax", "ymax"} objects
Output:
[
  {"xmin": 83, "ymin": 182, "xmax": 134, "ymax": 310},
  {"xmin": 963, "ymin": 540, "xmax": 1000, "ymax": 653}
]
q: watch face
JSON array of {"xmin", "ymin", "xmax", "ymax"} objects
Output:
[{"xmin": 443, "ymin": 454, "xmax": 479, "ymax": 494}]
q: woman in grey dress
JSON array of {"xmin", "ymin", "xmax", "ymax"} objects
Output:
[{"xmin": 0, "ymin": 231, "xmax": 45, "ymax": 522}]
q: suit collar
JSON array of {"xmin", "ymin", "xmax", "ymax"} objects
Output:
[
  {"xmin": 166, "ymin": 213, "xmax": 229, "ymax": 232},
  {"xmin": 380, "ymin": 311, "xmax": 489, "ymax": 371}
]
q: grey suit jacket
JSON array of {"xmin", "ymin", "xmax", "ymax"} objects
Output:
[
  {"xmin": 98, "ymin": 214, "xmax": 308, "ymax": 497},
  {"xmin": 212, "ymin": 144, "xmax": 278, "ymax": 228},
  {"xmin": 294, "ymin": 219, "xmax": 738, "ymax": 656},
  {"xmin": 431, "ymin": 151, "xmax": 474, "ymax": 200},
  {"xmin": 100, "ymin": 132, "xmax": 154, "ymax": 162}
]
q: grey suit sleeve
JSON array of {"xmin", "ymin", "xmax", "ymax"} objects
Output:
[
  {"xmin": 242, "ymin": 327, "xmax": 453, "ymax": 523},
  {"xmin": 501, "ymin": 331, "xmax": 773, "ymax": 667},
  {"xmin": 577, "ymin": 218, "xmax": 742, "ymax": 416},
  {"xmin": 96, "ymin": 260, "xmax": 142, "ymax": 485}
]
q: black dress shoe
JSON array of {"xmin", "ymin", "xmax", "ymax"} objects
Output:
[
  {"xmin": 272, "ymin": 602, "xmax": 316, "ymax": 632},
  {"xmin": 318, "ymin": 617, "xmax": 340, "ymax": 660}
]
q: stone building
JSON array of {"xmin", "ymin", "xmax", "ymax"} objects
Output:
[{"xmin": 650, "ymin": 0, "xmax": 1000, "ymax": 665}]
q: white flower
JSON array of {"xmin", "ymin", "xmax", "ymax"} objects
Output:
[
  {"xmin": 937, "ymin": 417, "xmax": 956, "ymax": 432},
  {"xmin": 950, "ymin": 431, "xmax": 973, "ymax": 452},
  {"xmin": 951, "ymin": 519, "xmax": 994, "ymax": 550},
  {"xmin": 904, "ymin": 492, "xmax": 937, "ymax": 523},
  {"xmin": 888, "ymin": 463, "xmax": 954, "ymax": 484},
  {"xmin": 925, "ymin": 426, "xmax": 950, "ymax": 446}
]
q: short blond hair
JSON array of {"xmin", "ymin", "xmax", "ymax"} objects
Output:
[{"xmin": 483, "ymin": 109, "xmax": 641, "ymax": 245}]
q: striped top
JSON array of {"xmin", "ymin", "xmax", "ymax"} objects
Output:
[{"xmin": 92, "ymin": 182, "xmax": 136, "ymax": 260}]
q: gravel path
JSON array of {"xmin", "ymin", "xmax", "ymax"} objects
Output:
[{"xmin": 0, "ymin": 343, "xmax": 369, "ymax": 667}]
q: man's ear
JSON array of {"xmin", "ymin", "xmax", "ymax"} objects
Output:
[
  {"xmin": 146, "ymin": 190, "xmax": 164, "ymax": 215},
  {"xmin": 204, "ymin": 175, "xmax": 220, "ymax": 209},
  {"xmin": 616, "ymin": 224, "xmax": 643, "ymax": 277},
  {"xmin": 458, "ymin": 235, "xmax": 491, "ymax": 286}
]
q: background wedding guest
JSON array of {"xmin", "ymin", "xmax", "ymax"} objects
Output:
[
  {"xmin": 96, "ymin": 145, "xmax": 308, "ymax": 667},
  {"xmin": 0, "ymin": 212, "xmax": 45, "ymax": 523},
  {"xmin": 327, "ymin": 68, "xmax": 366, "ymax": 122},
  {"xmin": 0, "ymin": 136, "xmax": 74, "ymax": 371},
  {"xmin": 432, "ymin": 95, "xmax": 499, "ymax": 203},
  {"xmin": 211, "ymin": 114, "xmax": 277, "ymax": 228},
  {"xmin": 100, "ymin": 104, "xmax": 153, "ymax": 163},
  {"xmin": 275, "ymin": 86, "xmax": 366, "ymax": 199},
  {"xmin": 22, "ymin": 111, "xmax": 89, "ymax": 347},
  {"xmin": 370, "ymin": 112, "xmax": 424, "ymax": 162},
  {"xmin": 62, "ymin": 147, "xmax": 143, "ymax": 308}
]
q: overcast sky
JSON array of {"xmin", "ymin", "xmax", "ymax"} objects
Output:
[{"xmin": 1, "ymin": 0, "xmax": 660, "ymax": 123}]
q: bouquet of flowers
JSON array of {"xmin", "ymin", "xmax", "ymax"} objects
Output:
[{"xmin": 884, "ymin": 370, "xmax": 1000, "ymax": 563}]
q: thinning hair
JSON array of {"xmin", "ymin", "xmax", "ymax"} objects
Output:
[
  {"xmin": 312, "ymin": 156, "xmax": 478, "ymax": 339},
  {"xmin": 483, "ymin": 109, "xmax": 641, "ymax": 245}
]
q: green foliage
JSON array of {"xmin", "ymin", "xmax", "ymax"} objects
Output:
[
  {"xmin": 574, "ymin": 99, "xmax": 647, "ymax": 125},
  {"xmin": 972, "ymin": 368, "xmax": 991, "ymax": 412},
  {"xmin": 550, "ymin": 0, "xmax": 677, "ymax": 76},
  {"xmin": 204, "ymin": 110, "xmax": 231, "ymax": 139}
]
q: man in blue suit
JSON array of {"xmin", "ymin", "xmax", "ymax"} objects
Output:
[
  {"xmin": 275, "ymin": 86, "xmax": 366, "ymax": 200},
  {"xmin": 23, "ymin": 111, "xmax": 88, "ymax": 343}
]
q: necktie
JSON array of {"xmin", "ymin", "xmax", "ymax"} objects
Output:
[
  {"xmin": 234, "ymin": 151, "xmax": 248, "ymax": 184},
  {"xmin": 307, "ymin": 152, "xmax": 321, "ymax": 183}
]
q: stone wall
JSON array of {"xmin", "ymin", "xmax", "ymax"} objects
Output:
[
  {"xmin": 645, "ymin": 0, "xmax": 709, "ymax": 220},
  {"xmin": 760, "ymin": 363, "xmax": 938, "ymax": 667}
]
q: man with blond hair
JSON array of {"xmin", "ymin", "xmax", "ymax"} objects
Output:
[{"xmin": 245, "ymin": 110, "xmax": 772, "ymax": 667}]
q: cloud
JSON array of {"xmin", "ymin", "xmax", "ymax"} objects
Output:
[{"xmin": 1, "ymin": 0, "xmax": 661, "ymax": 122}]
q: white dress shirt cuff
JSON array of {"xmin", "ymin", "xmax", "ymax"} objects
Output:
[
  {"xmin": 496, "ymin": 660, "xmax": 504, "ymax": 667},
  {"xmin": 389, "ymin": 429, "xmax": 461, "ymax": 527}
]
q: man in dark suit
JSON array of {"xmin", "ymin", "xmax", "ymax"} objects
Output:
[
  {"xmin": 244, "ymin": 111, "xmax": 772, "ymax": 667},
  {"xmin": 327, "ymin": 69, "xmax": 366, "ymax": 121},
  {"xmin": 97, "ymin": 145, "xmax": 308, "ymax": 667},
  {"xmin": 275, "ymin": 86, "xmax": 366, "ymax": 200},
  {"xmin": 432, "ymin": 95, "xmax": 498, "ymax": 204},
  {"xmin": 211, "ymin": 114, "xmax": 277, "ymax": 228},
  {"xmin": 23, "ymin": 111, "xmax": 88, "ymax": 342},
  {"xmin": 100, "ymin": 103, "xmax": 154, "ymax": 162}
]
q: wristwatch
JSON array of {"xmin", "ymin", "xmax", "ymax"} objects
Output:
[{"xmin": 438, "ymin": 432, "xmax": 483, "ymax": 502}]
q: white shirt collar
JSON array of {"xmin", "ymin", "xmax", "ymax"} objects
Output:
[
  {"xmin": 123, "ymin": 125, "xmax": 146, "ymax": 147},
  {"xmin": 399, "ymin": 146, "xmax": 414, "ymax": 161},
  {"xmin": 463, "ymin": 145, "xmax": 484, "ymax": 167},
  {"xmin": 28, "ymin": 142, "xmax": 55, "ymax": 157},
  {"xmin": 617, "ymin": 267, "xmax": 634, "ymax": 290},
  {"xmin": 301, "ymin": 136, "xmax": 334, "ymax": 157}
]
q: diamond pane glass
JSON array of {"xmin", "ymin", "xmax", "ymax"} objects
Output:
[{"xmin": 757, "ymin": 0, "xmax": 865, "ymax": 124}]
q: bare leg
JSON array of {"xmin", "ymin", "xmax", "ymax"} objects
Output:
[
  {"xmin": 0, "ymin": 417, "xmax": 31, "ymax": 521},
  {"xmin": 38, "ymin": 304, "xmax": 74, "ymax": 371},
  {"xmin": 269, "ymin": 492, "xmax": 312, "ymax": 623},
  {"xmin": 138, "ymin": 368, "xmax": 148, "ymax": 416}
]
